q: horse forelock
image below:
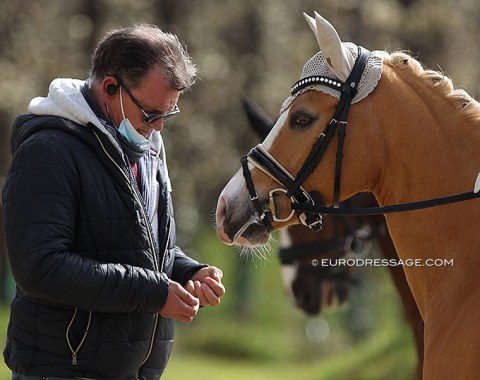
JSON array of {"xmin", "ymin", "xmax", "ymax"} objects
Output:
[{"xmin": 386, "ymin": 52, "xmax": 480, "ymax": 124}]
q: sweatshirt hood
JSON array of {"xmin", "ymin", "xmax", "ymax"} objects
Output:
[
  {"xmin": 19, "ymin": 78, "xmax": 171, "ymax": 190},
  {"xmin": 28, "ymin": 78, "xmax": 121, "ymax": 153}
]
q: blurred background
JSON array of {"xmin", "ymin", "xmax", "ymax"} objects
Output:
[{"xmin": 1, "ymin": 0, "xmax": 479, "ymax": 379}]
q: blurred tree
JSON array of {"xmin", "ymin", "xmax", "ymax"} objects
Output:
[
  {"xmin": 82, "ymin": 0, "xmax": 107, "ymax": 53},
  {"xmin": 0, "ymin": 108, "xmax": 10, "ymax": 301},
  {"xmin": 0, "ymin": 3, "xmax": 479, "ymax": 377},
  {"xmin": 0, "ymin": 0, "xmax": 479, "ymax": 304}
]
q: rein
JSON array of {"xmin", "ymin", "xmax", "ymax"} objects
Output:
[{"xmin": 293, "ymin": 190, "xmax": 480, "ymax": 216}]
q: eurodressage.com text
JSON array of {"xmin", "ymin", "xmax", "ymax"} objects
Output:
[{"xmin": 312, "ymin": 258, "xmax": 455, "ymax": 268}]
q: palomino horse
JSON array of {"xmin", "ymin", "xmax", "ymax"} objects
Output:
[
  {"xmin": 244, "ymin": 97, "xmax": 424, "ymax": 378},
  {"xmin": 218, "ymin": 12, "xmax": 480, "ymax": 379}
]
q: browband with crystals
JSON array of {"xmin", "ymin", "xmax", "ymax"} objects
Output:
[{"xmin": 290, "ymin": 75, "xmax": 343, "ymax": 96}]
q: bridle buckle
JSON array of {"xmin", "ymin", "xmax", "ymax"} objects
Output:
[
  {"xmin": 299, "ymin": 212, "xmax": 323, "ymax": 232},
  {"xmin": 268, "ymin": 188, "xmax": 295, "ymax": 223}
]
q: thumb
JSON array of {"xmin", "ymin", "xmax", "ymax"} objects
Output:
[{"xmin": 212, "ymin": 268, "xmax": 223, "ymax": 282}]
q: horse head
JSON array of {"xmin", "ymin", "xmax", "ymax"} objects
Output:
[
  {"xmin": 241, "ymin": 96, "xmax": 381, "ymax": 315},
  {"xmin": 216, "ymin": 12, "xmax": 385, "ymax": 247}
]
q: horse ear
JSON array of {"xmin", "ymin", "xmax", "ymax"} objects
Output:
[
  {"xmin": 241, "ymin": 96, "xmax": 274, "ymax": 140},
  {"xmin": 303, "ymin": 12, "xmax": 355, "ymax": 82},
  {"xmin": 303, "ymin": 12, "xmax": 318, "ymax": 36}
]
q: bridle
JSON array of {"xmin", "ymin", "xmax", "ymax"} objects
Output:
[
  {"xmin": 241, "ymin": 46, "xmax": 480, "ymax": 233},
  {"xmin": 242, "ymin": 46, "xmax": 370, "ymax": 231}
]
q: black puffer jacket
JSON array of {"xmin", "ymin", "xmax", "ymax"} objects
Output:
[{"xmin": 2, "ymin": 114, "xmax": 205, "ymax": 379}]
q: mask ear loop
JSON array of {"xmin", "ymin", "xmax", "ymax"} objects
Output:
[{"xmin": 119, "ymin": 86, "xmax": 127, "ymax": 120}]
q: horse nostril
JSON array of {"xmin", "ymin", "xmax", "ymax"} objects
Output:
[
  {"xmin": 216, "ymin": 195, "xmax": 227, "ymax": 228},
  {"xmin": 216, "ymin": 196, "xmax": 233, "ymax": 245}
]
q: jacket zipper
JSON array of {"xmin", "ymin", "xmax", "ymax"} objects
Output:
[
  {"xmin": 66, "ymin": 308, "xmax": 92, "ymax": 365},
  {"xmin": 92, "ymin": 131, "xmax": 159, "ymax": 270},
  {"xmin": 139, "ymin": 222, "xmax": 171, "ymax": 368},
  {"xmin": 93, "ymin": 131, "xmax": 170, "ymax": 369}
]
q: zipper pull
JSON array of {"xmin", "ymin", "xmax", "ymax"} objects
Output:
[
  {"xmin": 72, "ymin": 352, "xmax": 78, "ymax": 365},
  {"xmin": 136, "ymin": 209, "xmax": 143, "ymax": 225}
]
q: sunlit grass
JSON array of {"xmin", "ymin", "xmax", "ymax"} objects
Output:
[{"xmin": 0, "ymin": 303, "xmax": 10, "ymax": 379}]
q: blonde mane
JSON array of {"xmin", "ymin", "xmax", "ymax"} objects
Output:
[{"xmin": 386, "ymin": 52, "xmax": 480, "ymax": 123}]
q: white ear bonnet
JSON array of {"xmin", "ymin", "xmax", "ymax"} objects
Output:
[{"xmin": 280, "ymin": 13, "xmax": 386, "ymax": 113}]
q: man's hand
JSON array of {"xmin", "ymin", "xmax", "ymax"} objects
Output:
[
  {"xmin": 185, "ymin": 266, "xmax": 225, "ymax": 307},
  {"xmin": 160, "ymin": 280, "xmax": 199, "ymax": 323}
]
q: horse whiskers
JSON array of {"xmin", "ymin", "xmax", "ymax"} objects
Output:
[
  {"xmin": 209, "ymin": 208, "xmax": 218, "ymax": 229},
  {"xmin": 255, "ymin": 242, "xmax": 273, "ymax": 262},
  {"xmin": 237, "ymin": 239, "xmax": 273, "ymax": 266}
]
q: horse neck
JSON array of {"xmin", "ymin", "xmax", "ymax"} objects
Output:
[
  {"xmin": 367, "ymin": 64, "xmax": 480, "ymax": 315},
  {"xmin": 373, "ymin": 66, "xmax": 480, "ymax": 203}
]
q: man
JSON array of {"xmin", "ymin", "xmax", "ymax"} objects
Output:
[{"xmin": 2, "ymin": 24, "xmax": 225, "ymax": 380}]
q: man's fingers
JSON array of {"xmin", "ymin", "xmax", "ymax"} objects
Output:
[
  {"xmin": 160, "ymin": 281, "xmax": 199, "ymax": 322},
  {"xmin": 201, "ymin": 282, "xmax": 222, "ymax": 307},
  {"xmin": 174, "ymin": 281, "xmax": 200, "ymax": 307},
  {"xmin": 204, "ymin": 276, "xmax": 226, "ymax": 297},
  {"xmin": 193, "ymin": 281, "xmax": 209, "ymax": 306},
  {"xmin": 193, "ymin": 277, "xmax": 225, "ymax": 306},
  {"xmin": 185, "ymin": 280, "xmax": 195, "ymax": 294},
  {"xmin": 177, "ymin": 315, "xmax": 195, "ymax": 324},
  {"xmin": 212, "ymin": 268, "xmax": 223, "ymax": 282},
  {"xmin": 160, "ymin": 299, "xmax": 198, "ymax": 319}
]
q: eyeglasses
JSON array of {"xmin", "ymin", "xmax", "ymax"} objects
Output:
[{"xmin": 115, "ymin": 76, "xmax": 180, "ymax": 124}]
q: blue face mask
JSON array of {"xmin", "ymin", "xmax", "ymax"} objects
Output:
[
  {"xmin": 117, "ymin": 87, "xmax": 151, "ymax": 150},
  {"xmin": 118, "ymin": 118, "xmax": 151, "ymax": 151}
]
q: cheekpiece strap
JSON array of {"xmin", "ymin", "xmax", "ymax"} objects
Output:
[{"xmin": 241, "ymin": 156, "xmax": 273, "ymax": 232}]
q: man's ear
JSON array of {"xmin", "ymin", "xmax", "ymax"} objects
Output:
[
  {"xmin": 107, "ymin": 83, "xmax": 118, "ymax": 95},
  {"xmin": 102, "ymin": 76, "xmax": 119, "ymax": 97}
]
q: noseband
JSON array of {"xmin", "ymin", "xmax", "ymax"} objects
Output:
[{"xmin": 242, "ymin": 46, "xmax": 371, "ymax": 232}]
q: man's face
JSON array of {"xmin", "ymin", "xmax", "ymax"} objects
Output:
[{"xmin": 113, "ymin": 70, "xmax": 181, "ymax": 136}]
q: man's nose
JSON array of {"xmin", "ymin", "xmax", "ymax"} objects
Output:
[{"xmin": 152, "ymin": 119, "xmax": 165, "ymax": 132}]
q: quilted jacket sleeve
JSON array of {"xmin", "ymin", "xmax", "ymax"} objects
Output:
[
  {"xmin": 171, "ymin": 246, "xmax": 208, "ymax": 285},
  {"xmin": 2, "ymin": 137, "xmax": 169, "ymax": 313}
]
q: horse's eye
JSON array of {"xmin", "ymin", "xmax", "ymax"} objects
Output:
[
  {"xmin": 297, "ymin": 115, "xmax": 311, "ymax": 125},
  {"xmin": 291, "ymin": 113, "xmax": 314, "ymax": 128}
]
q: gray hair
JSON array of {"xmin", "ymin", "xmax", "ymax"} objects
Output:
[{"xmin": 90, "ymin": 24, "xmax": 197, "ymax": 91}]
